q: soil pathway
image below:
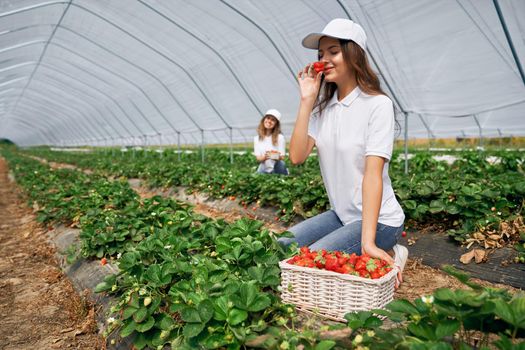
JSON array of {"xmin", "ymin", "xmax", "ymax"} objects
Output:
[{"xmin": 0, "ymin": 157, "xmax": 104, "ymax": 350}]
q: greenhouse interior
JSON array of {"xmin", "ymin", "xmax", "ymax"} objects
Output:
[{"xmin": 0, "ymin": 1, "xmax": 524, "ymax": 349}]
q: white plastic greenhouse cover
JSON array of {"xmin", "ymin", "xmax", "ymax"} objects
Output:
[{"xmin": 0, "ymin": 0, "xmax": 523, "ymax": 146}]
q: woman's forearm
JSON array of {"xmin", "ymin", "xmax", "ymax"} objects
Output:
[
  {"xmin": 361, "ymin": 169, "xmax": 383, "ymax": 249},
  {"xmin": 289, "ymin": 98, "xmax": 315, "ymax": 164}
]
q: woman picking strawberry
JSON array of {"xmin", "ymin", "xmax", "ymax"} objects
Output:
[
  {"xmin": 254, "ymin": 109, "xmax": 289, "ymax": 175},
  {"xmin": 279, "ymin": 18, "xmax": 408, "ymax": 286}
]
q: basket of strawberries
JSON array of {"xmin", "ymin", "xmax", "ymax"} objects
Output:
[{"xmin": 279, "ymin": 247, "xmax": 396, "ymax": 322}]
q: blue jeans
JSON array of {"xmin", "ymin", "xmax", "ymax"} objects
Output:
[
  {"xmin": 278, "ymin": 210, "xmax": 403, "ymax": 254},
  {"xmin": 256, "ymin": 160, "xmax": 289, "ymax": 175}
]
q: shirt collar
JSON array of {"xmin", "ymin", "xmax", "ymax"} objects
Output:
[{"xmin": 326, "ymin": 86, "xmax": 362, "ymax": 108}]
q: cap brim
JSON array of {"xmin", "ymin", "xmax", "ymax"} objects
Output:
[{"xmin": 301, "ymin": 33, "xmax": 324, "ymax": 49}]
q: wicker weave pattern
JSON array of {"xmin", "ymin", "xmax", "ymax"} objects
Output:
[{"xmin": 279, "ymin": 260, "xmax": 396, "ymax": 322}]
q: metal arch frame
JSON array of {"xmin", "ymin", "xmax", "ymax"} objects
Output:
[
  {"xmin": 218, "ymin": 0, "xmax": 297, "ymax": 79},
  {"xmin": 10, "ymin": 79, "xmax": 105, "ymax": 141},
  {"xmin": 3, "ymin": 59, "xmax": 137, "ymax": 139},
  {"xmin": 10, "ymin": 105, "xmax": 79, "ymax": 144},
  {"xmin": 8, "ymin": 0, "xmax": 72, "ymax": 117},
  {"xmin": 40, "ymin": 58, "xmax": 145, "ymax": 136},
  {"xmin": 47, "ymin": 41, "xmax": 180, "ymax": 136},
  {"xmin": 138, "ymin": 0, "xmax": 263, "ymax": 117},
  {"xmin": 0, "ymin": 1, "xmax": 233, "ymax": 130},
  {"xmin": 11, "ymin": 93, "xmax": 98, "ymax": 142},
  {"xmin": 417, "ymin": 114, "xmax": 436, "ymax": 139},
  {"xmin": 2, "ymin": 57, "xmax": 126, "ymax": 136},
  {"xmin": 68, "ymin": 2, "xmax": 232, "ymax": 129},
  {"xmin": 0, "ymin": 3, "xmax": 220, "ymax": 137},
  {"xmin": 42, "ymin": 57, "xmax": 140, "ymax": 137},
  {"xmin": 21, "ymin": 78, "xmax": 115, "ymax": 140},
  {"xmin": 5, "ymin": 117, "xmax": 55, "ymax": 145},
  {"xmin": 56, "ymin": 25, "xmax": 203, "ymax": 132},
  {"xmin": 0, "ymin": 41, "xmax": 149, "ymax": 138},
  {"xmin": 0, "ymin": 76, "xmax": 28, "ymax": 88},
  {"xmin": 34, "ymin": 68, "xmax": 127, "ymax": 140},
  {"xmin": 126, "ymin": 99, "xmax": 160, "ymax": 135},
  {"xmin": 2, "ymin": 2, "xmax": 305, "ymax": 144}
]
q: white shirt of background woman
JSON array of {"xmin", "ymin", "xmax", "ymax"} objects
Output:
[{"xmin": 253, "ymin": 134, "xmax": 286, "ymax": 173}]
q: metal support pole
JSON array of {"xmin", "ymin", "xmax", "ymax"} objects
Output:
[
  {"xmin": 177, "ymin": 132, "xmax": 181, "ymax": 161},
  {"xmin": 493, "ymin": 0, "xmax": 525, "ymax": 87},
  {"xmin": 473, "ymin": 114, "xmax": 483, "ymax": 149},
  {"xmin": 201, "ymin": 129, "xmax": 205, "ymax": 163},
  {"xmin": 229, "ymin": 127, "xmax": 233, "ymax": 164},
  {"xmin": 404, "ymin": 112, "xmax": 408, "ymax": 174},
  {"xmin": 158, "ymin": 133, "xmax": 162, "ymax": 158}
]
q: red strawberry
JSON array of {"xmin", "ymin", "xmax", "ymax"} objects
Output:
[
  {"xmin": 300, "ymin": 247, "xmax": 310, "ymax": 255},
  {"xmin": 402, "ymin": 231, "xmax": 407, "ymax": 237},
  {"xmin": 101, "ymin": 257, "xmax": 107, "ymax": 266},
  {"xmin": 325, "ymin": 256, "xmax": 338, "ymax": 271},
  {"xmin": 348, "ymin": 253, "xmax": 358, "ymax": 265},
  {"xmin": 355, "ymin": 259, "xmax": 366, "ymax": 271},
  {"xmin": 340, "ymin": 264, "xmax": 355, "ymax": 274},
  {"xmin": 313, "ymin": 61, "xmax": 325, "ymax": 73}
]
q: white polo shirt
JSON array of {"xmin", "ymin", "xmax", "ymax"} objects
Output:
[
  {"xmin": 308, "ymin": 86, "xmax": 405, "ymax": 227},
  {"xmin": 253, "ymin": 134, "xmax": 286, "ymax": 172}
]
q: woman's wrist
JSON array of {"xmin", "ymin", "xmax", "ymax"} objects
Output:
[{"xmin": 299, "ymin": 97, "xmax": 316, "ymax": 109}]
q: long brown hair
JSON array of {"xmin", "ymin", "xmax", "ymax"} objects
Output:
[
  {"xmin": 315, "ymin": 40, "xmax": 386, "ymax": 116},
  {"xmin": 257, "ymin": 115, "xmax": 281, "ymax": 146}
]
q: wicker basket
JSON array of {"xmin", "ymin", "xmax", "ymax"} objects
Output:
[{"xmin": 279, "ymin": 259, "xmax": 397, "ymax": 322}]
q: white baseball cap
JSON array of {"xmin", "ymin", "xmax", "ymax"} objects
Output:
[
  {"xmin": 302, "ymin": 18, "xmax": 367, "ymax": 51},
  {"xmin": 264, "ymin": 109, "xmax": 281, "ymax": 121}
]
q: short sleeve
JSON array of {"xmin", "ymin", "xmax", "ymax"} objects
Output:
[
  {"xmin": 365, "ymin": 97, "xmax": 395, "ymax": 161},
  {"xmin": 278, "ymin": 134, "xmax": 286, "ymax": 155},
  {"xmin": 307, "ymin": 114, "xmax": 318, "ymax": 141}
]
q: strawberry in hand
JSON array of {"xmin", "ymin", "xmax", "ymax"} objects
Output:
[{"xmin": 312, "ymin": 61, "xmax": 325, "ymax": 73}]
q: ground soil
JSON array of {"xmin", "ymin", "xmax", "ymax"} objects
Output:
[{"xmin": 0, "ymin": 158, "xmax": 105, "ymax": 350}]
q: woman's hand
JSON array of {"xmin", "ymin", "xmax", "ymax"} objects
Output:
[
  {"xmin": 361, "ymin": 243, "xmax": 393, "ymax": 265},
  {"xmin": 297, "ymin": 63, "xmax": 323, "ymax": 103},
  {"xmin": 362, "ymin": 242, "xmax": 403, "ymax": 288}
]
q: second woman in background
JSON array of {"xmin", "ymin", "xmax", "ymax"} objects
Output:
[{"xmin": 254, "ymin": 109, "xmax": 289, "ymax": 175}]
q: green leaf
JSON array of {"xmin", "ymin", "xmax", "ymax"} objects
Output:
[
  {"xmin": 386, "ymin": 299, "xmax": 419, "ymax": 315},
  {"xmin": 363, "ymin": 316, "xmax": 383, "ymax": 329},
  {"xmin": 94, "ymin": 281, "xmax": 112, "ymax": 293},
  {"xmin": 133, "ymin": 333, "xmax": 148, "ymax": 350},
  {"xmin": 213, "ymin": 296, "xmax": 229, "ymax": 321},
  {"xmin": 183, "ymin": 322, "xmax": 205, "ymax": 338},
  {"xmin": 429, "ymin": 199, "xmax": 445, "ymax": 213},
  {"xmin": 234, "ymin": 283, "xmax": 270, "ymax": 312},
  {"xmin": 314, "ymin": 340, "xmax": 336, "ymax": 350},
  {"xmin": 180, "ymin": 307, "xmax": 201, "ymax": 323},
  {"xmin": 135, "ymin": 316, "xmax": 155, "ymax": 332},
  {"xmin": 122, "ymin": 305, "xmax": 138, "ymax": 320},
  {"xmin": 408, "ymin": 323, "xmax": 436, "ymax": 341},
  {"xmin": 494, "ymin": 299, "xmax": 516, "ymax": 325},
  {"xmin": 133, "ymin": 307, "xmax": 149, "ymax": 323},
  {"xmin": 120, "ymin": 319, "xmax": 136, "ymax": 338},
  {"xmin": 158, "ymin": 313, "xmax": 175, "ymax": 330},
  {"xmin": 197, "ymin": 299, "xmax": 214, "ymax": 324},
  {"xmin": 435, "ymin": 320, "xmax": 460, "ymax": 339},
  {"xmin": 228, "ymin": 308, "xmax": 248, "ymax": 326},
  {"xmin": 201, "ymin": 334, "xmax": 230, "ymax": 349}
]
